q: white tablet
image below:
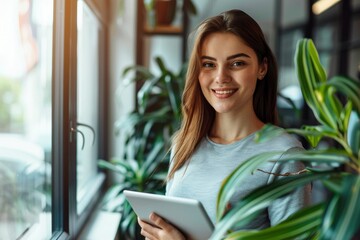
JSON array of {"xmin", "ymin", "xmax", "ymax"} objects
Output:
[{"xmin": 123, "ymin": 190, "xmax": 214, "ymax": 240}]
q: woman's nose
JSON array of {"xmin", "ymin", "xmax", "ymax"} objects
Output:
[{"xmin": 215, "ymin": 67, "xmax": 231, "ymax": 84}]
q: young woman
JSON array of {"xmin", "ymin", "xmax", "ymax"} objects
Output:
[{"xmin": 138, "ymin": 9, "xmax": 311, "ymax": 240}]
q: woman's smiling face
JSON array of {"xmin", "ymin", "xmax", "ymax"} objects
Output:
[{"xmin": 198, "ymin": 32, "xmax": 267, "ymax": 116}]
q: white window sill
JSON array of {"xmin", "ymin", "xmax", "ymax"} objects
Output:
[
  {"xmin": 19, "ymin": 208, "xmax": 121, "ymax": 240},
  {"xmin": 78, "ymin": 209, "xmax": 121, "ymax": 240},
  {"xmin": 18, "ymin": 212, "xmax": 52, "ymax": 240}
]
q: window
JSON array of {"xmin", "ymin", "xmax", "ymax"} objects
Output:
[
  {"xmin": 0, "ymin": 0, "xmax": 53, "ymax": 239},
  {"xmin": 276, "ymin": 0, "xmax": 359, "ymax": 127},
  {"xmin": 353, "ymin": 0, "xmax": 360, "ymax": 9},
  {"xmin": 52, "ymin": 0, "xmax": 107, "ymax": 238},
  {"xmin": 277, "ymin": 0, "xmax": 308, "ymax": 127},
  {"xmin": 349, "ymin": 2, "xmax": 360, "ymax": 80},
  {"xmin": 76, "ymin": 0, "xmax": 105, "ymax": 215},
  {"xmin": 277, "ymin": 29, "xmax": 305, "ymax": 127},
  {"xmin": 0, "ymin": 0, "xmax": 108, "ymax": 239},
  {"xmin": 313, "ymin": 22, "xmax": 340, "ymax": 77},
  {"xmin": 280, "ymin": 0, "xmax": 307, "ymax": 28}
]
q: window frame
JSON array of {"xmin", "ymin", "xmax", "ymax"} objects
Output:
[
  {"xmin": 51, "ymin": 0, "xmax": 108, "ymax": 238},
  {"xmin": 52, "ymin": 0, "xmax": 76, "ymax": 237}
]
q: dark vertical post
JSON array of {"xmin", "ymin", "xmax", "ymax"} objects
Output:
[
  {"xmin": 301, "ymin": 0, "xmax": 316, "ymax": 127},
  {"xmin": 338, "ymin": 0, "xmax": 351, "ymax": 75},
  {"xmin": 136, "ymin": 0, "xmax": 145, "ymax": 67},
  {"xmin": 304, "ymin": 0, "xmax": 315, "ymax": 39},
  {"xmin": 274, "ymin": 0, "xmax": 282, "ymax": 60}
]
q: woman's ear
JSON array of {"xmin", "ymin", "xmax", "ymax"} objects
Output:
[{"xmin": 258, "ymin": 58, "xmax": 268, "ymax": 80}]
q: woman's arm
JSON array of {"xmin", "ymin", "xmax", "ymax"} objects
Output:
[{"xmin": 268, "ymin": 159, "xmax": 312, "ymax": 225}]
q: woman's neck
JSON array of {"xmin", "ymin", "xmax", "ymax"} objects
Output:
[{"xmin": 208, "ymin": 112, "xmax": 264, "ymax": 144}]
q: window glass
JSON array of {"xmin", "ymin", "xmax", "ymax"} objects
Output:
[
  {"xmin": 349, "ymin": 49, "xmax": 360, "ymax": 80},
  {"xmin": 313, "ymin": 23, "xmax": 339, "ymax": 77},
  {"xmin": 278, "ymin": 29, "xmax": 304, "ymax": 101},
  {"xmin": 0, "ymin": 0, "xmax": 52, "ymax": 239},
  {"xmin": 281, "ymin": 0, "xmax": 307, "ymax": 28},
  {"xmin": 351, "ymin": 16, "xmax": 360, "ymax": 43},
  {"xmin": 314, "ymin": 23, "xmax": 338, "ymax": 50},
  {"xmin": 349, "ymin": 15, "xmax": 360, "ymax": 80},
  {"xmin": 76, "ymin": 0, "xmax": 104, "ymax": 214},
  {"xmin": 352, "ymin": 0, "xmax": 360, "ymax": 10},
  {"xmin": 277, "ymin": 29, "xmax": 304, "ymax": 127}
]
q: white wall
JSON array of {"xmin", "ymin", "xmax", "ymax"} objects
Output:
[
  {"xmin": 109, "ymin": 0, "xmax": 137, "ymax": 158},
  {"xmin": 189, "ymin": 0, "xmax": 277, "ymax": 49}
]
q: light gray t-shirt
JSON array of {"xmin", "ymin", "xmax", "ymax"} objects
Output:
[{"xmin": 166, "ymin": 130, "xmax": 311, "ymax": 229}]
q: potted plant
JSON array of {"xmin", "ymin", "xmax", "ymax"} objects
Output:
[
  {"xmin": 98, "ymin": 56, "xmax": 185, "ymax": 239},
  {"xmin": 210, "ymin": 38, "xmax": 360, "ymax": 239},
  {"xmin": 143, "ymin": 0, "xmax": 197, "ymax": 28}
]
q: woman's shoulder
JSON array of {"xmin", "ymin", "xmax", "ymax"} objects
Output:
[{"xmin": 254, "ymin": 127, "xmax": 304, "ymax": 152}]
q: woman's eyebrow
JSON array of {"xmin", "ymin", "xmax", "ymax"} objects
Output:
[
  {"xmin": 200, "ymin": 53, "xmax": 251, "ymax": 61},
  {"xmin": 201, "ymin": 56, "xmax": 216, "ymax": 61},
  {"xmin": 227, "ymin": 53, "xmax": 251, "ymax": 60}
]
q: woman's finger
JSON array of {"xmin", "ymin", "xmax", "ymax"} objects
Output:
[
  {"xmin": 138, "ymin": 217, "xmax": 161, "ymax": 239},
  {"xmin": 149, "ymin": 213, "xmax": 172, "ymax": 231},
  {"xmin": 138, "ymin": 214, "xmax": 186, "ymax": 240}
]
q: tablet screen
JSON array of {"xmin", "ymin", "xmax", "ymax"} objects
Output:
[{"xmin": 124, "ymin": 190, "xmax": 214, "ymax": 240}]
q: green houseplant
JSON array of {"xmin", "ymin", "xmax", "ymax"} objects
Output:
[
  {"xmin": 143, "ymin": 0, "xmax": 197, "ymax": 28},
  {"xmin": 98, "ymin": 57, "xmax": 185, "ymax": 239},
  {"xmin": 210, "ymin": 38, "xmax": 360, "ymax": 240}
]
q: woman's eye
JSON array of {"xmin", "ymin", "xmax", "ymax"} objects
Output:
[
  {"xmin": 202, "ymin": 62, "xmax": 215, "ymax": 68},
  {"xmin": 231, "ymin": 61, "xmax": 245, "ymax": 67}
]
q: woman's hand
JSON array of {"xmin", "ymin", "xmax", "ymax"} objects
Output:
[{"xmin": 137, "ymin": 213, "xmax": 186, "ymax": 240}]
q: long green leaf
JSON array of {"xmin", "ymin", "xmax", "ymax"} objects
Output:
[
  {"xmin": 212, "ymin": 172, "xmax": 331, "ymax": 240},
  {"xmin": 329, "ymin": 175, "xmax": 360, "ymax": 240},
  {"xmin": 116, "ymin": 106, "xmax": 173, "ymax": 136},
  {"xmin": 155, "ymin": 56, "xmax": 168, "ymax": 74},
  {"xmin": 140, "ymin": 106, "xmax": 172, "ymax": 122},
  {"xmin": 98, "ymin": 159, "xmax": 128, "ymax": 174},
  {"xmin": 340, "ymin": 101, "xmax": 353, "ymax": 141},
  {"xmin": 347, "ymin": 111, "xmax": 360, "ymax": 156},
  {"xmin": 286, "ymin": 126, "xmax": 338, "ymax": 148},
  {"xmin": 137, "ymin": 120, "xmax": 156, "ymax": 160},
  {"xmin": 216, "ymin": 149, "xmax": 349, "ymax": 220},
  {"xmin": 277, "ymin": 92, "xmax": 301, "ymax": 118},
  {"xmin": 122, "ymin": 65, "xmax": 154, "ymax": 85},
  {"xmin": 321, "ymin": 173, "xmax": 349, "ymax": 194},
  {"xmin": 295, "ymin": 39, "xmax": 338, "ymax": 130},
  {"xmin": 319, "ymin": 194, "xmax": 340, "ymax": 239},
  {"xmin": 101, "ymin": 184, "xmax": 126, "ymax": 204},
  {"xmin": 164, "ymin": 74, "xmax": 181, "ymax": 119},
  {"xmin": 225, "ymin": 203, "xmax": 325, "ymax": 240},
  {"xmin": 323, "ymin": 85, "xmax": 342, "ymax": 129},
  {"xmin": 125, "ymin": 157, "xmax": 140, "ymax": 173},
  {"xmin": 327, "ymin": 76, "xmax": 360, "ymax": 114},
  {"xmin": 103, "ymin": 193, "xmax": 127, "ymax": 212},
  {"xmin": 295, "ymin": 39, "xmax": 316, "ymax": 108},
  {"xmin": 307, "ymin": 38, "xmax": 327, "ymax": 84},
  {"xmin": 187, "ymin": 0, "xmax": 198, "ymax": 15},
  {"xmin": 143, "ymin": 138, "xmax": 164, "ymax": 172},
  {"xmin": 110, "ymin": 158, "xmax": 138, "ymax": 171},
  {"xmin": 137, "ymin": 77, "xmax": 159, "ymax": 114},
  {"xmin": 307, "ymin": 40, "xmax": 338, "ymax": 130},
  {"xmin": 114, "ymin": 112, "xmax": 141, "ymax": 135},
  {"xmin": 254, "ymin": 124, "xmax": 285, "ymax": 143}
]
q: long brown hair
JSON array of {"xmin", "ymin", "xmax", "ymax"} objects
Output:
[{"xmin": 167, "ymin": 9, "xmax": 278, "ymax": 180}]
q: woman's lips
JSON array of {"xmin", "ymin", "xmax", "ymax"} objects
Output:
[{"xmin": 212, "ymin": 88, "xmax": 238, "ymax": 98}]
